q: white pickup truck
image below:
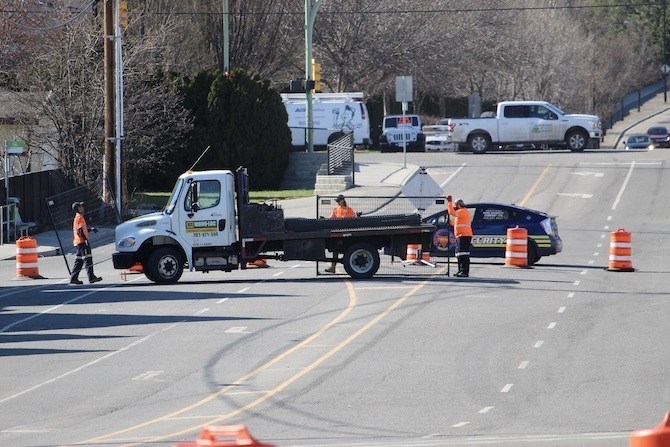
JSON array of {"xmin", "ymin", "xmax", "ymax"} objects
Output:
[{"xmin": 446, "ymin": 101, "xmax": 602, "ymax": 154}]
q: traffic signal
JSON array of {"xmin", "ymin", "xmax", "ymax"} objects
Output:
[
  {"xmin": 120, "ymin": 0, "xmax": 128, "ymax": 29},
  {"xmin": 312, "ymin": 60, "xmax": 321, "ymax": 92}
]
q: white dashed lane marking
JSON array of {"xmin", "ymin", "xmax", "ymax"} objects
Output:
[
  {"xmin": 547, "ymin": 322, "xmax": 557, "ymax": 329},
  {"xmin": 500, "ymin": 384, "xmax": 513, "ymax": 393},
  {"xmin": 534, "ymin": 340, "xmax": 544, "ymax": 348},
  {"xmin": 558, "ymin": 307, "xmax": 566, "ymax": 313},
  {"xmin": 452, "ymin": 422, "xmax": 470, "ymax": 428},
  {"xmin": 479, "ymin": 406, "xmax": 494, "ymax": 414},
  {"xmin": 518, "ymin": 361, "xmax": 529, "ymax": 369}
]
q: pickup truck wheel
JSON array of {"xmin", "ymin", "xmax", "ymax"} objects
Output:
[
  {"xmin": 342, "ymin": 242, "xmax": 380, "ymax": 279},
  {"xmin": 147, "ymin": 247, "xmax": 183, "ymax": 284},
  {"xmin": 468, "ymin": 133, "xmax": 491, "ymax": 154},
  {"xmin": 566, "ymin": 129, "xmax": 588, "ymax": 152}
]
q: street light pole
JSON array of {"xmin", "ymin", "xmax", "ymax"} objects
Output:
[{"xmin": 305, "ymin": 0, "xmax": 323, "ymax": 153}]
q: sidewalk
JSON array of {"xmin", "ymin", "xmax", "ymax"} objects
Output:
[{"xmin": 0, "ymin": 162, "xmax": 423, "ymax": 261}]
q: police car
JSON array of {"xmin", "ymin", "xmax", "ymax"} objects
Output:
[{"xmin": 422, "ymin": 202, "xmax": 562, "ymax": 265}]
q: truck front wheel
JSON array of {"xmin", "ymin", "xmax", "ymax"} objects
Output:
[
  {"xmin": 566, "ymin": 129, "xmax": 588, "ymax": 152},
  {"xmin": 342, "ymin": 242, "xmax": 380, "ymax": 279},
  {"xmin": 468, "ymin": 133, "xmax": 491, "ymax": 154},
  {"xmin": 146, "ymin": 247, "xmax": 183, "ymax": 284}
]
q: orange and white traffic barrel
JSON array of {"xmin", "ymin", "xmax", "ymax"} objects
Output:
[
  {"xmin": 173, "ymin": 425, "xmax": 275, "ymax": 447},
  {"xmin": 607, "ymin": 228, "xmax": 634, "ymax": 272},
  {"xmin": 16, "ymin": 236, "xmax": 43, "ymax": 279},
  {"xmin": 629, "ymin": 411, "xmax": 670, "ymax": 447},
  {"xmin": 406, "ymin": 244, "xmax": 421, "ymax": 262},
  {"xmin": 505, "ymin": 226, "xmax": 528, "ymax": 267}
]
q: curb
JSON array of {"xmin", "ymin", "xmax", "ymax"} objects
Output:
[{"xmin": 1, "ymin": 246, "xmax": 60, "ymax": 261}]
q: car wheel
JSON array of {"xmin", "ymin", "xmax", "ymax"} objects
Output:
[
  {"xmin": 468, "ymin": 132, "xmax": 491, "ymax": 154},
  {"xmin": 527, "ymin": 239, "xmax": 539, "ymax": 265},
  {"xmin": 566, "ymin": 129, "xmax": 588, "ymax": 152},
  {"xmin": 342, "ymin": 242, "xmax": 380, "ymax": 279}
]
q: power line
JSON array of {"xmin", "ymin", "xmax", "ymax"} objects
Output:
[{"xmin": 0, "ymin": 1, "xmax": 664, "ymax": 18}]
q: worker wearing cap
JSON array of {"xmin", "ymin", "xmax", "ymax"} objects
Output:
[
  {"xmin": 325, "ymin": 195, "xmax": 357, "ymax": 273},
  {"xmin": 446, "ymin": 196, "xmax": 473, "ymax": 277},
  {"xmin": 70, "ymin": 202, "xmax": 102, "ymax": 285}
]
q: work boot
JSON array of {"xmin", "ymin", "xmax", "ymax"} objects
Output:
[
  {"xmin": 70, "ymin": 279, "xmax": 83, "ymax": 285},
  {"xmin": 324, "ymin": 266, "xmax": 336, "ymax": 273},
  {"xmin": 89, "ymin": 276, "xmax": 102, "ymax": 284}
]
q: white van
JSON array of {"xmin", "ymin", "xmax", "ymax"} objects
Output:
[{"xmin": 281, "ymin": 92, "xmax": 372, "ymax": 150}]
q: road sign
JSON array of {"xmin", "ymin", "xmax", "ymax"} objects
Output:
[
  {"xmin": 661, "ymin": 64, "xmax": 670, "ymax": 74},
  {"xmin": 5, "ymin": 139, "xmax": 24, "ymax": 155},
  {"xmin": 395, "ymin": 76, "xmax": 413, "ymax": 103}
]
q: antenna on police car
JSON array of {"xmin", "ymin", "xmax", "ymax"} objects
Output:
[{"xmin": 188, "ymin": 145, "xmax": 211, "ymax": 172}]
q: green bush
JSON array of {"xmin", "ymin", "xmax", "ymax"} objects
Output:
[{"xmin": 179, "ymin": 69, "xmax": 291, "ymax": 189}]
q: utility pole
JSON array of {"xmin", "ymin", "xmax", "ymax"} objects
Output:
[
  {"xmin": 222, "ymin": 0, "xmax": 229, "ymax": 73},
  {"xmin": 305, "ymin": 0, "xmax": 323, "ymax": 153},
  {"xmin": 664, "ymin": 0, "xmax": 668, "ymax": 103},
  {"xmin": 103, "ymin": 0, "xmax": 115, "ymax": 204},
  {"xmin": 114, "ymin": 0, "xmax": 125, "ymax": 215}
]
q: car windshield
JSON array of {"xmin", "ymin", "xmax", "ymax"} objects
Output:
[
  {"xmin": 631, "ymin": 136, "xmax": 648, "ymax": 143},
  {"xmin": 647, "ymin": 127, "xmax": 667, "ymax": 135}
]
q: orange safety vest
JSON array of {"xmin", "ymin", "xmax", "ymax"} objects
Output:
[
  {"xmin": 447, "ymin": 202, "xmax": 473, "ymax": 237},
  {"xmin": 73, "ymin": 213, "xmax": 89, "ymax": 245},
  {"xmin": 331, "ymin": 205, "xmax": 357, "ymax": 218}
]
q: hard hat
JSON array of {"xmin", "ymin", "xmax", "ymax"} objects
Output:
[
  {"xmin": 72, "ymin": 201, "xmax": 84, "ymax": 211},
  {"xmin": 455, "ymin": 198, "xmax": 465, "ymax": 207},
  {"xmin": 336, "ymin": 194, "xmax": 345, "ymax": 203}
]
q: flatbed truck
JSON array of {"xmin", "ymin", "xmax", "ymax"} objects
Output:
[{"xmin": 112, "ymin": 167, "xmax": 436, "ymax": 283}]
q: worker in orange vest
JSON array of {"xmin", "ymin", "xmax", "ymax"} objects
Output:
[
  {"xmin": 325, "ymin": 194, "xmax": 357, "ymax": 273},
  {"xmin": 447, "ymin": 196, "xmax": 473, "ymax": 277},
  {"xmin": 69, "ymin": 202, "xmax": 102, "ymax": 285}
]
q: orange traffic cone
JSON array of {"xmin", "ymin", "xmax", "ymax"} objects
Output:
[
  {"xmin": 173, "ymin": 425, "xmax": 275, "ymax": 447},
  {"xmin": 246, "ymin": 259, "xmax": 268, "ymax": 268},
  {"xmin": 629, "ymin": 411, "xmax": 670, "ymax": 447}
]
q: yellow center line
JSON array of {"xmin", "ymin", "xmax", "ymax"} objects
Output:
[
  {"xmin": 518, "ymin": 164, "xmax": 552, "ymax": 207},
  {"xmin": 73, "ymin": 271, "xmax": 443, "ymax": 446}
]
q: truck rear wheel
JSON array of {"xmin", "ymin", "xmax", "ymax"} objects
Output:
[
  {"xmin": 342, "ymin": 242, "xmax": 380, "ymax": 279},
  {"xmin": 566, "ymin": 129, "xmax": 588, "ymax": 152},
  {"xmin": 468, "ymin": 133, "xmax": 491, "ymax": 154},
  {"xmin": 146, "ymin": 247, "xmax": 183, "ymax": 284}
]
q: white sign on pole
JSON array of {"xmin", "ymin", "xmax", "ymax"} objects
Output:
[
  {"xmin": 661, "ymin": 64, "xmax": 670, "ymax": 74},
  {"xmin": 395, "ymin": 76, "xmax": 413, "ymax": 103}
]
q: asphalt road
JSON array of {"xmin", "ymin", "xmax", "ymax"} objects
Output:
[{"xmin": 1, "ymin": 147, "xmax": 669, "ymax": 447}]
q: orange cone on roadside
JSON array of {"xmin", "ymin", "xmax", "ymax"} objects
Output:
[
  {"xmin": 505, "ymin": 226, "xmax": 528, "ymax": 268},
  {"xmin": 629, "ymin": 411, "xmax": 670, "ymax": 447},
  {"xmin": 608, "ymin": 228, "xmax": 635, "ymax": 272},
  {"xmin": 247, "ymin": 259, "xmax": 268, "ymax": 268},
  {"xmin": 173, "ymin": 425, "xmax": 275, "ymax": 447}
]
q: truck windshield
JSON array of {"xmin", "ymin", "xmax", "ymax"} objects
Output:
[
  {"xmin": 164, "ymin": 178, "xmax": 184, "ymax": 215},
  {"xmin": 546, "ymin": 103, "xmax": 564, "ymax": 115}
]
